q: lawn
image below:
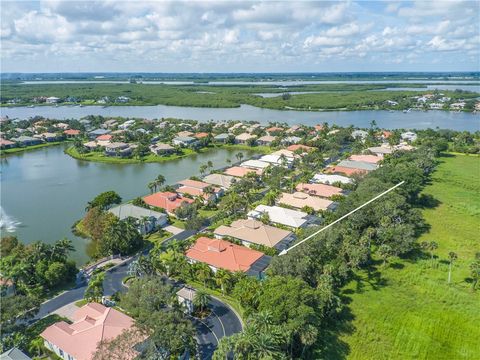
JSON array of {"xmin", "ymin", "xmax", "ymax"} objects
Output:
[
  {"xmin": 1, "ymin": 141, "xmax": 66, "ymax": 155},
  {"xmin": 325, "ymin": 154, "xmax": 480, "ymax": 360}
]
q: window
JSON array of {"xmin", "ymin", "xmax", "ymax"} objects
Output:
[
  {"xmin": 68, "ymin": 355, "xmax": 74, "ymax": 360},
  {"xmin": 59, "ymin": 349, "xmax": 64, "ymax": 356}
]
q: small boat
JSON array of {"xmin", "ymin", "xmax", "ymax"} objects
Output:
[{"xmin": 27, "ymin": 105, "xmax": 35, "ymax": 108}]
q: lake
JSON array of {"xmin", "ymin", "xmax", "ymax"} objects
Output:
[
  {"xmin": 1, "ymin": 105, "xmax": 479, "ymax": 131},
  {"xmin": 0, "ymin": 145, "xmax": 260, "ymax": 264}
]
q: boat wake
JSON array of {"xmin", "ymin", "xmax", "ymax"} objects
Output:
[{"xmin": 0, "ymin": 206, "xmax": 21, "ymax": 232}]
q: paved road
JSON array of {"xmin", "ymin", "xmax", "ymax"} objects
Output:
[{"xmin": 35, "ymin": 229, "xmax": 241, "ymax": 359}]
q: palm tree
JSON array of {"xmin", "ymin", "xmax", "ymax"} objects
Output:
[
  {"xmin": 139, "ymin": 216, "xmax": 150, "ymax": 234},
  {"xmin": 300, "ymin": 324, "xmax": 318, "ymax": 358},
  {"xmin": 155, "ymin": 174, "xmax": 166, "ymax": 189},
  {"xmin": 193, "ymin": 289, "xmax": 210, "ymax": 313},
  {"xmin": 428, "ymin": 241, "xmax": 438, "ymax": 262},
  {"xmin": 448, "ymin": 251, "xmax": 458, "ymax": 284},
  {"xmin": 215, "ymin": 269, "xmax": 233, "ymax": 295},
  {"xmin": 148, "ymin": 181, "xmax": 156, "ymax": 194},
  {"xmin": 219, "ymin": 192, "xmax": 248, "ymax": 216},
  {"xmin": 207, "ymin": 160, "xmax": 213, "ymax": 170},
  {"xmin": 264, "ymin": 190, "xmax": 278, "ymax": 206},
  {"xmin": 235, "ymin": 152, "xmax": 244, "ymax": 162},
  {"xmin": 50, "ymin": 238, "xmax": 75, "ymax": 261},
  {"xmin": 199, "ymin": 164, "xmax": 208, "ymax": 176},
  {"xmin": 196, "ymin": 263, "xmax": 213, "ymax": 287},
  {"xmin": 470, "ymin": 258, "xmax": 480, "ymax": 291}
]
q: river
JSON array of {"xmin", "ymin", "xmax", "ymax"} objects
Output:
[
  {"xmin": 1, "ymin": 105, "xmax": 479, "ymax": 131},
  {"xmin": 0, "ymin": 145, "xmax": 260, "ymax": 264}
]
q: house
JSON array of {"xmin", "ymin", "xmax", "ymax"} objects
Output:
[
  {"xmin": 0, "ymin": 347, "xmax": 32, "ymax": 360},
  {"xmin": 314, "ymin": 124, "xmax": 324, "ymax": 132},
  {"xmin": 176, "ymin": 287, "xmax": 196, "ymax": 314},
  {"xmin": 324, "ymin": 165, "xmax": 366, "ymax": 177},
  {"xmin": 102, "ymin": 119, "xmax": 118, "ymax": 129},
  {"xmin": 348, "ymin": 154, "xmax": 381, "ymax": 164},
  {"xmin": 256, "ymin": 135, "xmax": 276, "ymax": 146},
  {"xmin": 235, "ymin": 133, "xmax": 256, "ymax": 144},
  {"xmin": 46, "ymin": 96, "xmax": 60, "ymax": 104},
  {"xmin": 386, "ymin": 100, "xmax": 398, "ymax": 106},
  {"xmin": 40, "ymin": 303, "xmax": 139, "ymax": 360},
  {"xmin": 312, "ymin": 173, "xmax": 353, "ymax": 185},
  {"xmin": 259, "ymin": 154, "xmax": 293, "ymax": 168},
  {"xmin": 104, "ymin": 142, "xmax": 132, "ymax": 157},
  {"xmin": 194, "ymin": 132, "xmax": 209, "ymax": 139},
  {"xmin": 430, "ymin": 103, "xmax": 444, "ymax": 110},
  {"xmin": 88, "ymin": 129, "xmax": 110, "ymax": 139},
  {"xmin": 96, "ymin": 134, "xmax": 113, "ymax": 142},
  {"xmin": 286, "ymin": 125, "xmax": 301, "ymax": 134},
  {"xmin": 351, "ymin": 130, "xmax": 368, "ymax": 141},
  {"xmin": 150, "ymin": 143, "xmax": 175, "ymax": 155},
  {"xmin": 185, "ymin": 237, "xmax": 270, "ymax": 278},
  {"xmin": 176, "ymin": 179, "xmax": 223, "ymax": 201},
  {"xmin": 224, "ymin": 166, "xmax": 262, "ymax": 177},
  {"xmin": 214, "ymin": 219, "xmax": 294, "ymax": 250},
  {"xmin": 266, "ymin": 126, "xmax": 284, "ymax": 135},
  {"xmin": 119, "ymin": 120, "xmax": 136, "ymax": 130},
  {"xmin": 143, "ymin": 192, "xmax": 194, "ymax": 215},
  {"xmin": 177, "ymin": 131, "xmax": 194, "ymax": 138},
  {"xmin": 270, "ymin": 149, "xmax": 297, "ymax": 160},
  {"xmin": 83, "ymin": 141, "xmax": 99, "ymax": 150},
  {"xmin": 10, "ymin": 136, "xmax": 42, "ymax": 146},
  {"xmin": 278, "ymin": 192, "xmax": 336, "ymax": 211},
  {"xmin": 109, "ymin": 204, "xmax": 167, "ymax": 234},
  {"xmin": 213, "ymin": 133, "xmax": 229, "ymax": 143},
  {"xmin": 380, "ymin": 130, "xmax": 393, "ymax": 139},
  {"xmin": 336, "ymin": 160, "xmax": 378, "ymax": 172},
  {"xmin": 401, "ymin": 131, "xmax": 417, "ymax": 142},
  {"xmin": 286, "ymin": 144, "xmax": 314, "ymax": 153},
  {"xmin": 247, "ymin": 205, "xmax": 318, "ymax": 229},
  {"xmin": 203, "ymin": 173, "xmax": 236, "ymax": 189},
  {"xmin": 0, "ymin": 138, "xmax": 16, "ymax": 149},
  {"xmin": 55, "ymin": 122, "xmax": 70, "ymax": 130},
  {"xmin": 367, "ymin": 145, "xmax": 394, "ymax": 157},
  {"xmin": 64, "ymin": 129, "xmax": 81, "ymax": 138},
  {"xmin": 281, "ymin": 136, "xmax": 301, "ymax": 145},
  {"xmin": 37, "ymin": 132, "xmax": 61, "ymax": 142},
  {"xmin": 295, "ymin": 183, "xmax": 344, "ymax": 198},
  {"xmin": 450, "ymin": 102, "xmax": 466, "ymax": 110},
  {"xmin": 172, "ymin": 136, "xmax": 197, "ymax": 147},
  {"xmin": 241, "ymin": 159, "xmax": 271, "ymax": 170},
  {"xmin": 116, "ymin": 96, "xmax": 130, "ymax": 103}
]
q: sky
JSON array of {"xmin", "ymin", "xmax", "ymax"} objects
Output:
[{"xmin": 1, "ymin": 0, "xmax": 479, "ymax": 73}]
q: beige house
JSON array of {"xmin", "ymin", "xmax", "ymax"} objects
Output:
[
  {"xmin": 235, "ymin": 133, "xmax": 256, "ymax": 144},
  {"xmin": 203, "ymin": 173, "xmax": 236, "ymax": 189},
  {"xmin": 278, "ymin": 192, "xmax": 336, "ymax": 211},
  {"xmin": 214, "ymin": 219, "xmax": 295, "ymax": 250}
]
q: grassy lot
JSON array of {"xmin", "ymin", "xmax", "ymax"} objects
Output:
[
  {"xmin": 170, "ymin": 218, "xmax": 186, "ymax": 229},
  {"xmin": 1, "ymin": 141, "xmax": 65, "ymax": 155},
  {"xmin": 325, "ymin": 154, "xmax": 480, "ymax": 360},
  {"xmin": 145, "ymin": 230, "xmax": 173, "ymax": 246}
]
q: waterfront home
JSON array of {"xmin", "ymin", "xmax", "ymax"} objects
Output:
[
  {"xmin": 83, "ymin": 141, "xmax": 99, "ymax": 150},
  {"xmin": 278, "ymin": 192, "xmax": 336, "ymax": 211},
  {"xmin": 248, "ymin": 205, "xmax": 318, "ymax": 229},
  {"xmin": 259, "ymin": 154, "xmax": 293, "ymax": 168},
  {"xmin": 281, "ymin": 136, "xmax": 301, "ymax": 145},
  {"xmin": 401, "ymin": 131, "xmax": 417, "ymax": 142},
  {"xmin": 228, "ymin": 122, "xmax": 245, "ymax": 132},
  {"xmin": 88, "ymin": 129, "xmax": 110, "ymax": 139},
  {"xmin": 109, "ymin": 204, "xmax": 167, "ymax": 234},
  {"xmin": 203, "ymin": 173, "xmax": 236, "ymax": 190},
  {"xmin": 314, "ymin": 124, "xmax": 324, "ymax": 132},
  {"xmin": 176, "ymin": 179, "xmax": 223, "ymax": 201},
  {"xmin": 295, "ymin": 182, "xmax": 344, "ymax": 198},
  {"xmin": 213, "ymin": 133, "xmax": 229, "ymax": 143},
  {"xmin": 381, "ymin": 131, "xmax": 393, "ymax": 139},
  {"xmin": 38, "ymin": 132, "xmax": 61, "ymax": 142},
  {"xmin": 224, "ymin": 166, "xmax": 262, "ymax": 177},
  {"xmin": 194, "ymin": 132, "xmax": 209, "ymax": 139},
  {"xmin": 55, "ymin": 122, "xmax": 69, "ymax": 130},
  {"xmin": 185, "ymin": 237, "xmax": 270, "ymax": 278},
  {"xmin": 40, "ymin": 303, "xmax": 139, "ymax": 360},
  {"xmin": 46, "ymin": 96, "xmax": 60, "ymax": 104},
  {"xmin": 176, "ymin": 287, "xmax": 196, "ymax": 314},
  {"xmin": 104, "ymin": 142, "xmax": 132, "ymax": 157},
  {"xmin": 286, "ymin": 125, "xmax": 301, "ymax": 134},
  {"xmin": 177, "ymin": 131, "xmax": 194, "ymax": 138},
  {"xmin": 348, "ymin": 154, "xmax": 382, "ymax": 164},
  {"xmin": 366, "ymin": 145, "xmax": 394, "ymax": 157},
  {"xmin": 257, "ymin": 135, "xmax": 276, "ymax": 146},
  {"xmin": 172, "ymin": 136, "xmax": 197, "ymax": 147},
  {"xmin": 214, "ymin": 219, "xmax": 294, "ymax": 250},
  {"xmin": 64, "ymin": 129, "xmax": 81, "ymax": 138},
  {"xmin": 325, "ymin": 165, "xmax": 366, "ymax": 177},
  {"xmin": 312, "ymin": 173, "xmax": 353, "ymax": 185},
  {"xmin": 96, "ymin": 134, "xmax": 113, "ymax": 142},
  {"xmin": 118, "ymin": 120, "xmax": 136, "ymax": 130},
  {"xmin": 150, "ymin": 143, "xmax": 175, "ymax": 155},
  {"xmin": 286, "ymin": 144, "xmax": 314, "ymax": 153},
  {"xmin": 235, "ymin": 133, "xmax": 256, "ymax": 144},
  {"xmin": 0, "ymin": 347, "xmax": 32, "ymax": 360},
  {"xmin": 271, "ymin": 149, "xmax": 297, "ymax": 160},
  {"xmin": 10, "ymin": 136, "xmax": 42, "ymax": 146},
  {"xmin": 143, "ymin": 192, "xmax": 194, "ymax": 215},
  {"xmin": 0, "ymin": 138, "xmax": 16, "ymax": 149},
  {"xmin": 351, "ymin": 130, "xmax": 368, "ymax": 141},
  {"xmin": 102, "ymin": 119, "xmax": 118, "ymax": 129},
  {"xmin": 241, "ymin": 159, "xmax": 271, "ymax": 170},
  {"xmin": 450, "ymin": 102, "xmax": 466, "ymax": 110},
  {"xmin": 266, "ymin": 126, "xmax": 284, "ymax": 135},
  {"xmin": 336, "ymin": 159, "xmax": 378, "ymax": 171}
]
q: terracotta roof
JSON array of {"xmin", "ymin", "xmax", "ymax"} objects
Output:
[
  {"xmin": 257, "ymin": 135, "xmax": 276, "ymax": 143},
  {"xmin": 186, "ymin": 237, "xmax": 264, "ymax": 272},
  {"xmin": 324, "ymin": 166, "xmax": 367, "ymax": 176},
  {"xmin": 177, "ymin": 179, "xmax": 210, "ymax": 189},
  {"xmin": 278, "ymin": 192, "xmax": 335, "ymax": 211},
  {"xmin": 177, "ymin": 131, "xmax": 194, "ymax": 137},
  {"xmin": 96, "ymin": 134, "xmax": 112, "ymax": 141},
  {"xmin": 0, "ymin": 138, "xmax": 15, "ymax": 146},
  {"xmin": 314, "ymin": 124, "xmax": 324, "ymax": 131},
  {"xmin": 224, "ymin": 166, "xmax": 262, "ymax": 177},
  {"xmin": 286, "ymin": 144, "xmax": 314, "ymax": 152},
  {"xmin": 295, "ymin": 183, "xmax": 343, "ymax": 198},
  {"xmin": 143, "ymin": 192, "xmax": 193, "ymax": 213},
  {"xmin": 214, "ymin": 219, "xmax": 292, "ymax": 248},
  {"xmin": 194, "ymin": 132, "xmax": 209, "ymax": 139},
  {"xmin": 266, "ymin": 126, "xmax": 284, "ymax": 133},
  {"xmin": 40, "ymin": 303, "xmax": 137, "ymax": 360},
  {"xmin": 64, "ymin": 129, "xmax": 81, "ymax": 135},
  {"xmin": 235, "ymin": 133, "xmax": 256, "ymax": 141},
  {"xmin": 349, "ymin": 154, "xmax": 381, "ymax": 164}
]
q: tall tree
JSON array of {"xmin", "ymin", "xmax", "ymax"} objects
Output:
[{"xmin": 448, "ymin": 251, "xmax": 458, "ymax": 284}]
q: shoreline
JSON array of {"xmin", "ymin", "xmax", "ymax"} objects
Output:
[{"xmin": 1, "ymin": 141, "xmax": 70, "ymax": 156}]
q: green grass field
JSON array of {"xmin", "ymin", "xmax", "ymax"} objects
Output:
[{"xmin": 327, "ymin": 154, "xmax": 480, "ymax": 360}]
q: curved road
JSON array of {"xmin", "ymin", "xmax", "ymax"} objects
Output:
[{"xmin": 35, "ymin": 234, "xmax": 242, "ymax": 359}]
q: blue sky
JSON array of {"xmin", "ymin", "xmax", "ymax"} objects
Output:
[{"xmin": 1, "ymin": 1, "xmax": 479, "ymax": 73}]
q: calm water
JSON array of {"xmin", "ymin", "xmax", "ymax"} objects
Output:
[
  {"xmin": 1, "ymin": 145, "xmax": 259, "ymax": 263},
  {"xmin": 1, "ymin": 105, "xmax": 479, "ymax": 131}
]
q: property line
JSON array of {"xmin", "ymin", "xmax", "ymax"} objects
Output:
[{"xmin": 279, "ymin": 181, "xmax": 405, "ymax": 256}]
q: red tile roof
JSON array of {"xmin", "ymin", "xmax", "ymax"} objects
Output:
[
  {"xmin": 64, "ymin": 129, "xmax": 81, "ymax": 135},
  {"xmin": 224, "ymin": 166, "xmax": 262, "ymax": 177},
  {"xmin": 295, "ymin": 182, "xmax": 343, "ymax": 198},
  {"xmin": 185, "ymin": 237, "xmax": 264, "ymax": 272},
  {"xmin": 0, "ymin": 138, "xmax": 15, "ymax": 146},
  {"xmin": 324, "ymin": 166, "xmax": 366, "ymax": 176},
  {"xmin": 143, "ymin": 192, "xmax": 193, "ymax": 213},
  {"xmin": 194, "ymin": 132, "xmax": 209, "ymax": 139},
  {"xmin": 177, "ymin": 179, "xmax": 210, "ymax": 189},
  {"xmin": 314, "ymin": 124, "xmax": 324, "ymax": 131},
  {"xmin": 96, "ymin": 134, "xmax": 112, "ymax": 141},
  {"xmin": 266, "ymin": 126, "xmax": 284, "ymax": 133}
]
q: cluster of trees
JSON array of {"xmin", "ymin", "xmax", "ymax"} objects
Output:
[
  {"xmin": 415, "ymin": 129, "xmax": 480, "ymax": 154},
  {"xmin": 81, "ymin": 191, "xmax": 143, "ymax": 258}
]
